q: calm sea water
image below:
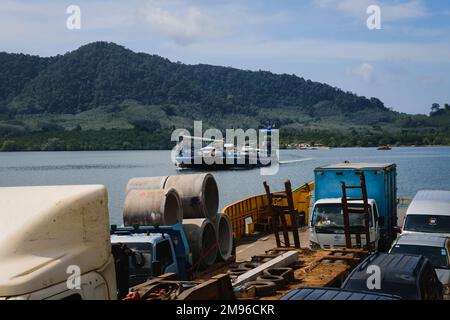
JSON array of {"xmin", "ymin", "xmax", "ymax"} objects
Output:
[{"xmin": 1, "ymin": 147, "xmax": 449, "ymax": 225}]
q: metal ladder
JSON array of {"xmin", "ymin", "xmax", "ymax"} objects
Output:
[
  {"xmin": 263, "ymin": 180, "xmax": 301, "ymax": 248},
  {"xmin": 341, "ymin": 172, "xmax": 372, "ymax": 250}
]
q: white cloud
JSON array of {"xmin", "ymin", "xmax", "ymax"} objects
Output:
[
  {"xmin": 138, "ymin": 0, "xmax": 225, "ymax": 45},
  {"xmin": 314, "ymin": 0, "xmax": 427, "ymax": 21},
  {"xmin": 348, "ymin": 63, "xmax": 374, "ymax": 82}
]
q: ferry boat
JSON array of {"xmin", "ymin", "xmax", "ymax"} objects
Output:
[{"xmin": 174, "ymin": 134, "xmax": 276, "ymax": 170}]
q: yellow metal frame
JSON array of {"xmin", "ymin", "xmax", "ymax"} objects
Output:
[{"xmin": 221, "ymin": 181, "xmax": 314, "ymax": 239}]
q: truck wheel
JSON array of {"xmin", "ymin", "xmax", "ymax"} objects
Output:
[
  {"xmin": 246, "ymin": 280, "xmax": 277, "ymax": 297},
  {"xmin": 263, "ymin": 267, "xmax": 294, "ymax": 282},
  {"xmin": 257, "ymin": 275, "xmax": 285, "ymax": 289}
]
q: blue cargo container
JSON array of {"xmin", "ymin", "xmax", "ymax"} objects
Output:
[{"xmin": 314, "ymin": 163, "xmax": 397, "ymax": 249}]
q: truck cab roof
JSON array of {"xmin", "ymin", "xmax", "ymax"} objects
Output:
[
  {"xmin": 110, "ymin": 232, "xmax": 164, "ymax": 245},
  {"xmin": 314, "ymin": 198, "xmax": 376, "ymax": 205}
]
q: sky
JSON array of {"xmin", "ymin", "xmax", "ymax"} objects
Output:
[{"xmin": 1, "ymin": 0, "xmax": 450, "ymax": 115}]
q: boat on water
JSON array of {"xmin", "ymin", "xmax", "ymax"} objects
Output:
[
  {"xmin": 174, "ymin": 134, "xmax": 276, "ymax": 170},
  {"xmin": 377, "ymin": 145, "xmax": 392, "ymax": 150}
]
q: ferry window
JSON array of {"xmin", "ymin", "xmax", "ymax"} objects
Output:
[{"xmin": 156, "ymin": 240, "xmax": 173, "ymax": 272}]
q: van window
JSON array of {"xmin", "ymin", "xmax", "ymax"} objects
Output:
[
  {"xmin": 404, "ymin": 215, "xmax": 450, "ymax": 234},
  {"xmin": 155, "ymin": 240, "xmax": 173, "ymax": 272}
]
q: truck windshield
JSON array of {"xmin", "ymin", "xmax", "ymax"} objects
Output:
[
  {"xmin": 390, "ymin": 245, "xmax": 449, "ymax": 269},
  {"xmin": 404, "ymin": 215, "xmax": 450, "ymax": 234},
  {"xmin": 312, "ymin": 203, "xmax": 372, "ymax": 233}
]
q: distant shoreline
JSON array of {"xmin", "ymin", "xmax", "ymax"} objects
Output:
[{"xmin": 1, "ymin": 145, "xmax": 449, "ymax": 153}]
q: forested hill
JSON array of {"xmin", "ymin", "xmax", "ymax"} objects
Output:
[
  {"xmin": 0, "ymin": 42, "xmax": 448, "ymax": 150},
  {"xmin": 1, "ymin": 41, "xmax": 390, "ymax": 119}
]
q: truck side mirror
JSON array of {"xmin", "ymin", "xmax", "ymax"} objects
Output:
[
  {"xmin": 378, "ymin": 217, "xmax": 385, "ymax": 227},
  {"xmin": 152, "ymin": 260, "xmax": 162, "ymax": 276}
]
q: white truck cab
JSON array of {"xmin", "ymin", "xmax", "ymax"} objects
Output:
[
  {"xmin": 309, "ymin": 198, "xmax": 381, "ymax": 249},
  {"xmin": 0, "ymin": 185, "xmax": 117, "ymax": 300},
  {"xmin": 110, "ymin": 232, "xmax": 179, "ymax": 287}
]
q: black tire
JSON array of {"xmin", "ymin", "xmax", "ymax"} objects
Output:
[
  {"xmin": 263, "ymin": 267, "xmax": 295, "ymax": 282},
  {"xmin": 257, "ymin": 275, "xmax": 285, "ymax": 289},
  {"xmin": 227, "ymin": 268, "xmax": 248, "ymax": 276},
  {"xmin": 246, "ymin": 280, "xmax": 277, "ymax": 297},
  {"xmin": 239, "ymin": 262, "xmax": 261, "ymax": 270}
]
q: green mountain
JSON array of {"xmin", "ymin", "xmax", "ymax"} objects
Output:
[{"xmin": 0, "ymin": 41, "xmax": 448, "ymax": 151}]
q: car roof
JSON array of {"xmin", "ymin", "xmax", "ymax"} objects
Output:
[
  {"xmin": 316, "ymin": 163, "xmax": 395, "ymax": 170},
  {"xmin": 414, "ymin": 190, "xmax": 450, "ymax": 202},
  {"xmin": 346, "ymin": 253, "xmax": 426, "ymax": 284},
  {"xmin": 394, "ymin": 234, "xmax": 449, "ymax": 247},
  {"xmin": 406, "ymin": 190, "xmax": 450, "ymax": 216},
  {"xmin": 281, "ymin": 287, "xmax": 401, "ymax": 300}
]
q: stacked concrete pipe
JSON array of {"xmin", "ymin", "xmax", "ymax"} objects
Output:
[
  {"xmin": 212, "ymin": 213, "xmax": 233, "ymax": 261},
  {"xmin": 123, "ymin": 188, "xmax": 182, "ymax": 226},
  {"xmin": 125, "ymin": 176, "xmax": 168, "ymax": 194},
  {"xmin": 182, "ymin": 218, "xmax": 218, "ymax": 269},
  {"xmin": 125, "ymin": 173, "xmax": 219, "ymax": 220},
  {"xmin": 164, "ymin": 173, "xmax": 219, "ymax": 219},
  {"xmin": 123, "ymin": 173, "xmax": 231, "ymax": 269}
]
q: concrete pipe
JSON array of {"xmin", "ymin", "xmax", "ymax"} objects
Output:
[
  {"xmin": 125, "ymin": 176, "xmax": 168, "ymax": 195},
  {"xmin": 165, "ymin": 173, "xmax": 219, "ymax": 219},
  {"xmin": 182, "ymin": 218, "xmax": 218, "ymax": 269},
  {"xmin": 123, "ymin": 188, "xmax": 182, "ymax": 226},
  {"xmin": 213, "ymin": 213, "xmax": 233, "ymax": 261}
]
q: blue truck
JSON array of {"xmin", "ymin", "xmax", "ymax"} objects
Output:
[{"xmin": 309, "ymin": 162, "xmax": 399, "ymax": 251}]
